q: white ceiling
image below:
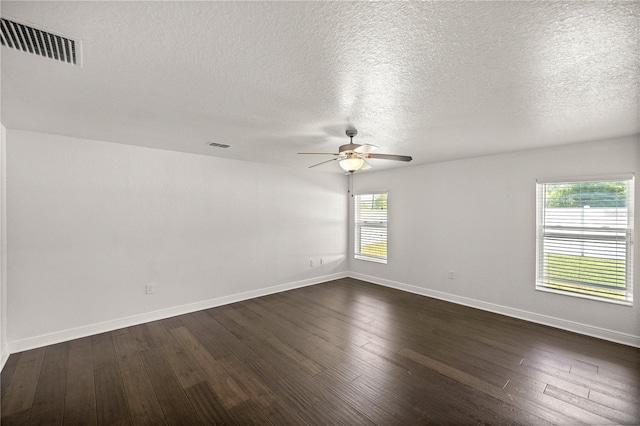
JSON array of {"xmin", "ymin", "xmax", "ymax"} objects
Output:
[{"xmin": 1, "ymin": 1, "xmax": 638, "ymax": 173}]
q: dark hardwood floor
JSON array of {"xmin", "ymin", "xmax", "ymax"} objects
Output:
[{"xmin": 2, "ymin": 278, "xmax": 639, "ymax": 425}]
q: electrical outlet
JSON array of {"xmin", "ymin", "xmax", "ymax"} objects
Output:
[
  {"xmin": 320, "ymin": 258, "xmax": 324, "ymax": 265},
  {"xmin": 310, "ymin": 260, "xmax": 314, "ymax": 267},
  {"xmin": 146, "ymin": 284, "xmax": 155, "ymax": 294},
  {"xmin": 448, "ymin": 270, "xmax": 455, "ymax": 280}
]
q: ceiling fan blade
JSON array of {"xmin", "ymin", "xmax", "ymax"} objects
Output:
[
  {"xmin": 354, "ymin": 144, "xmax": 379, "ymax": 154},
  {"xmin": 365, "ymin": 153, "xmax": 413, "ymax": 162},
  {"xmin": 298, "ymin": 152, "xmax": 340, "ymax": 155},
  {"xmin": 360, "ymin": 160, "xmax": 372, "ymax": 170},
  {"xmin": 308, "ymin": 158, "xmax": 340, "ymax": 168}
]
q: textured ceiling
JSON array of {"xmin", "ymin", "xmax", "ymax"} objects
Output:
[{"xmin": 1, "ymin": 1, "xmax": 638, "ymax": 173}]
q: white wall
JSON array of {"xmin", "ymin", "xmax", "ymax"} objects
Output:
[
  {"xmin": 4, "ymin": 128, "xmax": 639, "ymax": 355},
  {"xmin": 0, "ymin": 124, "xmax": 7, "ymax": 367},
  {"xmin": 6, "ymin": 129, "xmax": 348, "ymax": 350},
  {"xmin": 350, "ymin": 135, "xmax": 640, "ymax": 346}
]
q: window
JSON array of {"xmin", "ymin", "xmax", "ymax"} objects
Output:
[
  {"xmin": 354, "ymin": 193, "xmax": 387, "ymax": 264},
  {"xmin": 536, "ymin": 176, "xmax": 634, "ymax": 304}
]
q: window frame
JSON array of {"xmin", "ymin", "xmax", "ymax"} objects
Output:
[
  {"xmin": 354, "ymin": 192, "xmax": 388, "ymax": 264},
  {"xmin": 535, "ymin": 174, "xmax": 634, "ymax": 305}
]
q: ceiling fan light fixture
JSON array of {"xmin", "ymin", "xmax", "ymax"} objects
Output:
[{"xmin": 339, "ymin": 157, "xmax": 364, "ymax": 172}]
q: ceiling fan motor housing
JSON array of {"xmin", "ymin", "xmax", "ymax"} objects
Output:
[{"xmin": 339, "ymin": 143, "xmax": 361, "ymax": 153}]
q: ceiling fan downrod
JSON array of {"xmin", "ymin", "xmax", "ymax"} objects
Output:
[{"xmin": 340, "ymin": 129, "xmax": 360, "ymax": 154}]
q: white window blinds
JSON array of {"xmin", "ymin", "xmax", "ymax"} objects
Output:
[
  {"xmin": 354, "ymin": 193, "xmax": 388, "ymax": 264},
  {"xmin": 536, "ymin": 176, "xmax": 634, "ymax": 304}
]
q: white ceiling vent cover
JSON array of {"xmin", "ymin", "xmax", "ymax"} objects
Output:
[{"xmin": 0, "ymin": 17, "xmax": 81, "ymax": 66}]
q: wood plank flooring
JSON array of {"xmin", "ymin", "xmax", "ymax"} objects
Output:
[{"xmin": 2, "ymin": 278, "xmax": 639, "ymax": 425}]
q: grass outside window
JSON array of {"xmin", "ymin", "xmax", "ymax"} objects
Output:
[{"xmin": 541, "ymin": 253, "xmax": 627, "ymax": 300}]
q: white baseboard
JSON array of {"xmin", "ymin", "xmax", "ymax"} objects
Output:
[
  {"xmin": 7, "ymin": 272, "xmax": 348, "ymax": 355},
  {"xmin": 349, "ymin": 272, "xmax": 640, "ymax": 349},
  {"xmin": 5, "ymin": 270, "xmax": 638, "ymax": 359}
]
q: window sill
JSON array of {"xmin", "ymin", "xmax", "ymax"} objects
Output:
[
  {"xmin": 355, "ymin": 255, "xmax": 387, "ymax": 265},
  {"xmin": 535, "ymin": 285, "xmax": 633, "ymax": 307}
]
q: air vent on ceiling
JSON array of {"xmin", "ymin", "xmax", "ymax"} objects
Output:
[
  {"xmin": 208, "ymin": 142, "xmax": 231, "ymax": 149},
  {"xmin": 0, "ymin": 17, "xmax": 81, "ymax": 66}
]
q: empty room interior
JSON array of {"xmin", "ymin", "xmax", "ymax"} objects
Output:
[{"xmin": 1, "ymin": 1, "xmax": 639, "ymax": 425}]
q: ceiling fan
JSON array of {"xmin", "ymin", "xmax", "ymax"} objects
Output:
[{"xmin": 298, "ymin": 129, "xmax": 413, "ymax": 172}]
